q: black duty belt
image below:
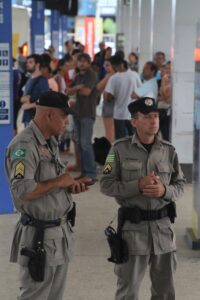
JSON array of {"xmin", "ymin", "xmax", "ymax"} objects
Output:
[
  {"xmin": 20, "ymin": 214, "xmax": 68, "ymax": 228},
  {"xmin": 20, "ymin": 202, "xmax": 76, "ymax": 228},
  {"xmin": 118, "ymin": 204, "xmax": 173, "ymax": 225}
]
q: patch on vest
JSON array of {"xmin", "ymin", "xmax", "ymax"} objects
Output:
[
  {"xmin": 14, "ymin": 162, "xmax": 25, "ymax": 179},
  {"xmin": 103, "ymin": 163, "xmax": 112, "ymax": 175},
  {"xmin": 12, "ymin": 149, "xmax": 26, "ymax": 159}
]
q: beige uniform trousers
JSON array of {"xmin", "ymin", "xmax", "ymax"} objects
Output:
[
  {"xmin": 114, "ymin": 252, "xmax": 177, "ymax": 300},
  {"xmin": 18, "ymin": 260, "xmax": 69, "ymax": 300}
]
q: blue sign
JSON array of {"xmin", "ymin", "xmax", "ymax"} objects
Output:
[
  {"xmin": 0, "ymin": 0, "xmax": 14, "ymax": 213},
  {"xmin": 31, "ymin": 1, "xmax": 45, "ymax": 54},
  {"xmin": 78, "ymin": 0, "xmax": 96, "ymax": 16}
]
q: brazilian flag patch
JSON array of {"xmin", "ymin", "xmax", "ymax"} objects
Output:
[
  {"xmin": 12, "ymin": 149, "xmax": 26, "ymax": 159},
  {"xmin": 14, "ymin": 162, "xmax": 25, "ymax": 179},
  {"xmin": 103, "ymin": 164, "xmax": 112, "ymax": 175}
]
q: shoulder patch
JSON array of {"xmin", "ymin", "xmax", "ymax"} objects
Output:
[
  {"xmin": 12, "ymin": 149, "xmax": 26, "ymax": 159},
  {"xmin": 105, "ymin": 153, "xmax": 115, "ymax": 163},
  {"xmin": 14, "ymin": 162, "xmax": 25, "ymax": 179},
  {"xmin": 103, "ymin": 163, "xmax": 112, "ymax": 175}
]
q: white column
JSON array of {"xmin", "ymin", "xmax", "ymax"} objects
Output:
[
  {"xmin": 116, "ymin": 0, "xmax": 141, "ymax": 59},
  {"xmin": 139, "ymin": 0, "xmax": 154, "ymax": 73},
  {"xmin": 153, "ymin": 0, "xmax": 172, "ymax": 60},
  {"xmin": 171, "ymin": 0, "xmax": 200, "ymax": 166},
  {"xmin": 130, "ymin": 0, "xmax": 141, "ymax": 54}
]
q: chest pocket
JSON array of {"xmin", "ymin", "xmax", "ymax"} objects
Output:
[
  {"xmin": 121, "ymin": 160, "xmax": 142, "ymax": 181},
  {"xmin": 156, "ymin": 163, "xmax": 174, "ymax": 184},
  {"xmin": 37, "ymin": 155, "xmax": 59, "ymax": 181}
]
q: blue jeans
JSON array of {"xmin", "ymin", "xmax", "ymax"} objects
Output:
[
  {"xmin": 114, "ymin": 119, "xmax": 134, "ymax": 140},
  {"xmin": 74, "ymin": 117, "xmax": 96, "ymax": 178}
]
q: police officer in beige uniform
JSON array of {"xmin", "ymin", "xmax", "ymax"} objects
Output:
[
  {"xmin": 5, "ymin": 91, "xmax": 90, "ymax": 300},
  {"xmin": 100, "ymin": 97, "xmax": 185, "ymax": 300}
]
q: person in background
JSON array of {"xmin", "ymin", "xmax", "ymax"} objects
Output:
[
  {"xmin": 131, "ymin": 61, "xmax": 158, "ymax": 101},
  {"xmin": 128, "ymin": 51, "xmax": 138, "ymax": 72},
  {"xmin": 40, "ymin": 55, "xmax": 59, "ymax": 92},
  {"xmin": 21, "ymin": 54, "xmax": 49, "ymax": 127},
  {"xmin": 46, "ymin": 46, "xmax": 59, "ymax": 73},
  {"xmin": 104, "ymin": 55, "xmax": 141, "ymax": 140},
  {"xmin": 96, "ymin": 58, "xmax": 115, "ymax": 143},
  {"xmin": 153, "ymin": 51, "xmax": 166, "ymax": 87},
  {"xmin": 157, "ymin": 61, "xmax": 172, "ymax": 141},
  {"xmin": 68, "ymin": 53, "xmax": 98, "ymax": 183},
  {"xmin": 93, "ymin": 41, "xmax": 106, "ymax": 80},
  {"xmin": 54, "ymin": 59, "xmax": 68, "ymax": 94},
  {"xmin": 64, "ymin": 40, "xmax": 74, "ymax": 61}
]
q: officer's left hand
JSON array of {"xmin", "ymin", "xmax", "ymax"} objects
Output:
[
  {"xmin": 142, "ymin": 181, "xmax": 166, "ymax": 198},
  {"xmin": 70, "ymin": 181, "xmax": 89, "ymax": 194}
]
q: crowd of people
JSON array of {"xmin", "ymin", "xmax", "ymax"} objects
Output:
[{"xmin": 13, "ymin": 40, "xmax": 172, "ymax": 182}]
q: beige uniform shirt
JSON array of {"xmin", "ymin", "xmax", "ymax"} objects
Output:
[
  {"xmin": 100, "ymin": 134, "xmax": 186, "ymax": 255},
  {"xmin": 5, "ymin": 121, "xmax": 74, "ymax": 266}
]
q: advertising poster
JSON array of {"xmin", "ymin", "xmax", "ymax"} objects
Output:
[{"xmin": 84, "ymin": 17, "xmax": 95, "ymax": 59}]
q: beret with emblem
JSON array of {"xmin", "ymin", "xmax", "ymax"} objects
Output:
[
  {"xmin": 128, "ymin": 97, "xmax": 158, "ymax": 116},
  {"xmin": 36, "ymin": 91, "xmax": 74, "ymax": 115}
]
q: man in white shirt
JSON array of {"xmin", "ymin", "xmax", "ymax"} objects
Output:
[
  {"xmin": 104, "ymin": 55, "xmax": 141, "ymax": 139},
  {"xmin": 131, "ymin": 61, "xmax": 158, "ymax": 101}
]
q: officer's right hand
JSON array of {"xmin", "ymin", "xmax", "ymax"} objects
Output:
[{"xmin": 138, "ymin": 171, "xmax": 160, "ymax": 192}]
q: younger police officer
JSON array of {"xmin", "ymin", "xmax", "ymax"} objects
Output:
[
  {"xmin": 100, "ymin": 97, "xmax": 185, "ymax": 300},
  {"xmin": 5, "ymin": 91, "xmax": 89, "ymax": 300}
]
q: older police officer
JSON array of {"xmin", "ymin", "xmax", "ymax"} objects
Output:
[
  {"xmin": 100, "ymin": 97, "xmax": 185, "ymax": 300},
  {"xmin": 5, "ymin": 91, "xmax": 89, "ymax": 300}
]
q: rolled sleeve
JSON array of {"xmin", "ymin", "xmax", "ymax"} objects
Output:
[{"xmin": 6, "ymin": 141, "xmax": 39, "ymax": 200}]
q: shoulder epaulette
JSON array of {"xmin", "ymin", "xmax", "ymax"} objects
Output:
[
  {"xmin": 160, "ymin": 139, "xmax": 175, "ymax": 149},
  {"xmin": 113, "ymin": 136, "xmax": 131, "ymax": 146}
]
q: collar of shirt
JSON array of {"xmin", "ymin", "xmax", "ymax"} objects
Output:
[
  {"xmin": 131, "ymin": 133, "xmax": 162, "ymax": 149},
  {"xmin": 29, "ymin": 121, "xmax": 58, "ymax": 150}
]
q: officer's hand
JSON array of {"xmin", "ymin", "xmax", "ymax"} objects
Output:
[
  {"xmin": 138, "ymin": 171, "xmax": 160, "ymax": 192},
  {"xmin": 58, "ymin": 173, "xmax": 76, "ymax": 188},
  {"xmin": 70, "ymin": 181, "xmax": 89, "ymax": 194},
  {"xmin": 142, "ymin": 181, "xmax": 166, "ymax": 198}
]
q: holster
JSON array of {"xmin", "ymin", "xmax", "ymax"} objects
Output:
[
  {"xmin": 21, "ymin": 221, "xmax": 46, "ymax": 282},
  {"xmin": 105, "ymin": 226, "xmax": 129, "ymax": 264},
  {"xmin": 104, "ymin": 208, "xmax": 129, "ymax": 264},
  {"xmin": 20, "ymin": 202, "xmax": 76, "ymax": 282},
  {"xmin": 67, "ymin": 202, "xmax": 76, "ymax": 227}
]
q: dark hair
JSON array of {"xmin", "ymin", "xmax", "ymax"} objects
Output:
[
  {"xmin": 115, "ymin": 50, "xmax": 125, "ymax": 60},
  {"xmin": 27, "ymin": 54, "xmax": 42, "ymax": 65},
  {"xmin": 57, "ymin": 58, "xmax": 66, "ymax": 71},
  {"xmin": 129, "ymin": 52, "xmax": 138, "ymax": 61},
  {"xmin": 72, "ymin": 49, "xmax": 81, "ymax": 56},
  {"xmin": 154, "ymin": 51, "xmax": 166, "ymax": 59},
  {"xmin": 109, "ymin": 55, "xmax": 124, "ymax": 66},
  {"xmin": 145, "ymin": 61, "xmax": 158, "ymax": 76},
  {"xmin": 77, "ymin": 53, "xmax": 91, "ymax": 63},
  {"xmin": 40, "ymin": 53, "xmax": 51, "ymax": 67},
  {"xmin": 123, "ymin": 60, "xmax": 128, "ymax": 70}
]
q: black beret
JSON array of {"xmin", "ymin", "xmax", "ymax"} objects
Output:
[
  {"xmin": 36, "ymin": 91, "xmax": 74, "ymax": 115},
  {"xmin": 128, "ymin": 97, "xmax": 158, "ymax": 116}
]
